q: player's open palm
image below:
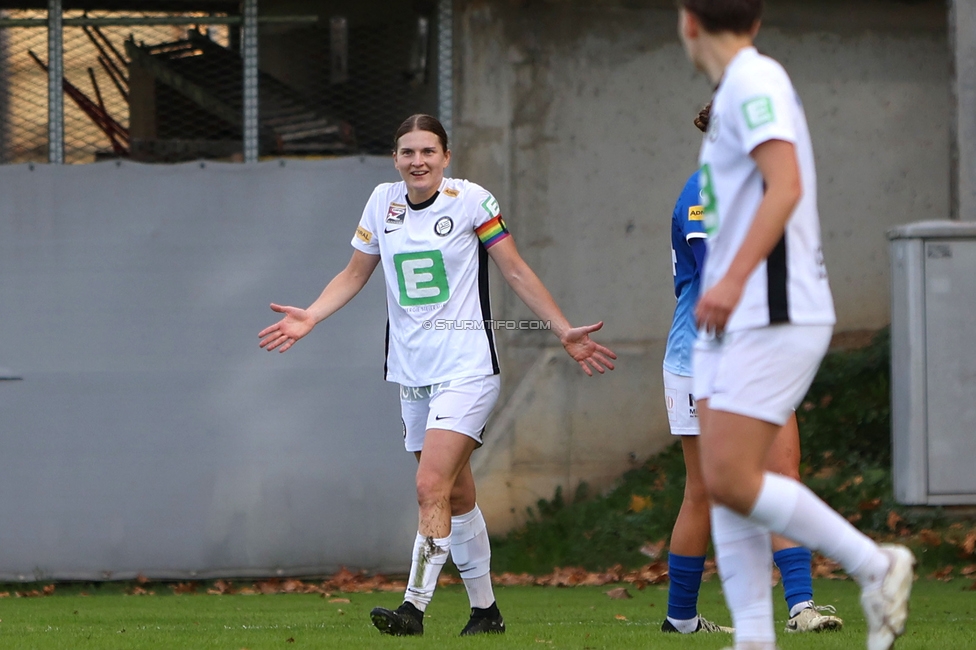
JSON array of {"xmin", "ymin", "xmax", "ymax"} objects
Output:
[
  {"xmin": 259, "ymin": 303, "xmax": 315, "ymax": 353},
  {"xmin": 560, "ymin": 321, "xmax": 617, "ymax": 376}
]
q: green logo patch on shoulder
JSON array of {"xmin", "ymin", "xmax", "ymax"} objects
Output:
[
  {"xmin": 742, "ymin": 96, "xmax": 775, "ymax": 130},
  {"xmin": 481, "ymin": 195, "xmax": 501, "ymax": 219}
]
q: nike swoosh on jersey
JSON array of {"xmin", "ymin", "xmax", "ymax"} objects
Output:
[
  {"xmin": 434, "ymin": 415, "xmax": 449, "ymax": 420},
  {"xmin": 384, "ymin": 227, "xmax": 402, "ymax": 233}
]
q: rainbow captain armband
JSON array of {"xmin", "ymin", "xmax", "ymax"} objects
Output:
[{"xmin": 475, "ymin": 215, "xmax": 511, "ymax": 249}]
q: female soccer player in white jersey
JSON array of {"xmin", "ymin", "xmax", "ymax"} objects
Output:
[
  {"xmin": 662, "ymin": 103, "xmax": 842, "ymax": 637},
  {"xmin": 677, "ymin": 2, "xmax": 913, "ymax": 650},
  {"xmin": 259, "ymin": 114, "xmax": 616, "ymax": 637}
]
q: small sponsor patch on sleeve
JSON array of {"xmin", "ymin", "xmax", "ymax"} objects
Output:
[
  {"xmin": 443, "ymin": 187, "xmax": 460, "ymax": 198},
  {"xmin": 688, "ymin": 205, "xmax": 704, "ymax": 221},
  {"xmin": 742, "ymin": 96, "xmax": 775, "ymax": 130},
  {"xmin": 355, "ymin": 226, "xmax": 373, "ymax": 244}
]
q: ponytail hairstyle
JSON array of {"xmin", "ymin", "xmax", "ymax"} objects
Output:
[{"xmin": 694, "ymin": 102, "xmax": 712, "ymax": 133}]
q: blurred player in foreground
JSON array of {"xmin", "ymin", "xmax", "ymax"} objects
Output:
[
  {"xmin": 677, "ymin": 1, "xmax": 914, "ymax": 649},
  {"xmin": 259, "ymin": 114, "xmax": 616, "ymax": 638},
  {"xmin": 662, "ymin": 102, "xmax": 842, "ymax": 636}
]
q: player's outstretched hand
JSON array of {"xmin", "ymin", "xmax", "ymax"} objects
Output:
[
  {"xmin": 258, "ymin": 303, "xmax": 315, "ymax": 353},
  {"xmin": 560, "ymin": 321, "xmax": 617, "ymax": 376},
  {"xmin": 695, "ymin": 276, "xmax": 743, "ymax": 334}
]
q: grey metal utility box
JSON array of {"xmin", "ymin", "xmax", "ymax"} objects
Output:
[{"xmin": 888, "ymin": 220, "xmax": 976, "ymax": 505}]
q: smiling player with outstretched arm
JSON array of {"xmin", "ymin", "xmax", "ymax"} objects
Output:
[{"xmin": 259, "ymin": 114, "xmax": 616, "ymax": 638}]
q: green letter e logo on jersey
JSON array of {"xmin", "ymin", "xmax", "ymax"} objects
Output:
[
  {"xmin": 742, "ymin": 96, "xmax": 775, "ymax": 130},
  {"xmin": 481, "ymin": 195, "xmax": 500, "ymax": 219},
  {"xmin": 394, "ymin": 250, "xmax": 450, "ymax": 306},
  {"xmin": 699, "ymin": 163, "xmax": 719, "ymax": 237}
]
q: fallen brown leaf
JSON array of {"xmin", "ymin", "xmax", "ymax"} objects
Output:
[
  {"xmin": 919, "ymin": 529, "xmax": 942, "ymax": 547},
  {"xmin": 604, "ymin": 587, "xmax": 632, "ymax": 600},
  {"xmin": 614, "ymin": 614, "xmax": 628, "ymax": 621},
  {"xmin": 814, "ymin": 466, "xmax": 838, "ymax": 479},
  {"xmin": 623, "ymin": 561, "xmax": 669, "ymax": 586},
  {"xmin": 858, "ymin": 498, "xmax": 882, "ymax": 512},
  {"xmin": 492, "ymin": 572, "xmax": 535, "ymax": 587},
  {"xmin": 128, "ymin": 586, "xmax": 154, "ymax": 596},
  {"xmin": 629, "ymin": 494, "xmax": 652, "ymax": 513},
  {"xmin": 639, "ymin": 540, "xmax": 666, "ymax": 560},
  {"xmin": 963, "ymin": 531, "xmax": 976, "ymax": 555},
  {"xmin": 928, "ymin": 566, "xmax": 953, "ymax": 582},
  {"xmin": 886, "ymin": 511, "xmax": 903, "ymax": 531},
  {"xmin": 652, "ymin": 473, "xmax": 667, "ymax": 491},
  {"xmin": 281, "ymin": 579, "xmax": 306, "ymax": 593},
  {"xmin": 811, "ymin": 556, "xmax": 846, "ymax": 580},
  {"xmin": 328, "ymin": 597, "xmax": 350, "ymax": 604},
  {"xmin": 207, "ymin": 579, "xmax": 236, "ymax": 595}
]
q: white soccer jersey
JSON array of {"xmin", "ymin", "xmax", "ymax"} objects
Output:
[
  {"xmin": 698, "ymin": 47, "xmax": 835, "ymax": 331},
  {"xmin": 350, "ymin": 177, "xmax": 511, "ymax": 386}
]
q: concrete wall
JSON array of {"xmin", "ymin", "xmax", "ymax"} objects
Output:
[
  {"xmin": 455, "ymin": 0, "xmax": 950, "ymax": 531},
  {"xmin": 0, "ymin": 158, "xmax": 419, "ymax": 580},
  {"xmin": 950, "ymin": 0, "xmax": 976, "ymax": 221}
]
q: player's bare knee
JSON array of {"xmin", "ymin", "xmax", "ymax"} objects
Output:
[
  {"xmin": 415, "ymin": 473, "xmax": 451, "ymax": 509},
  {"xmin": 764, "ymin": 450, "xmax": 800, "ymax": 479},
  {"xmin": 449, "ymin": 489, "xmax": 475, "ymax": 516},
  {"xmin": 702, "ymin": 465, "xmax": 757, "ymax": 514}
]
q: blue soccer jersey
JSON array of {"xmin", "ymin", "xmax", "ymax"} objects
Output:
[{"xmin": 663, "ymin": 172, "xmax": 707, "ymax": 377}]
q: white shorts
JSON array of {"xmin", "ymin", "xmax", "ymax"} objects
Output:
[
  {"xmin": 399, "ymin": 375, "xmax": 501, "ymax": 453},
  {"xmin": 692, "ymin": 324, "xmax": 832, "ymax": 426},
  {"xmin": 664, "ymin": 369, "xmax": 700, "ymax": 436}
]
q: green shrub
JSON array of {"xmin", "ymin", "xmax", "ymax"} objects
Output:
[
  {"xmin": 797, "ymin": 328, "xmax": 891, "ymax": 466},
  {"xmin": 491, "ymin": 328, "xmax": 972, "ymax": 575}
]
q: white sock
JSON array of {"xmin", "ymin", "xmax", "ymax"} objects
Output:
[
  {"xmin": 404, "ymin": 532, "xmax": 451, "ymax": 612},
  {"xmin": 666, "ymin": 615, "xmax": 701, "ymax": 633},
  {"xmin": 750, "ymin": 473, "xmax": 889, "ymax": 590},
  {"xmin": 450, "ymin": 505, "xmax": 496, "ymax": 609},
  {"xmin": 789, "ymin": 600, "xmax": 814, "ymax": 618},
  {"xmin": 711, "ymin": 505, "xmax": 776, "ymax": 646}
]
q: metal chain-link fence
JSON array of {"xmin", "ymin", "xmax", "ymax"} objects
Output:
[{"xmin": 0, "ymin": 1, "xmax": 447, "ymax": 164}]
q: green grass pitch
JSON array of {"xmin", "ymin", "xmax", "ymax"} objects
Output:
[{"xmin": 0, "ymin": 579, "xmax": 972, "ymax": 649}]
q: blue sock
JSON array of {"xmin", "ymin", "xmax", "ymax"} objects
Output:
[
  {"xmin": 774, "ymin": 547, "xmax": 814, "ymax": 613},
  {"xmin": 667, "ymin": 553, "xmax": 705, "ymax": 621}
]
